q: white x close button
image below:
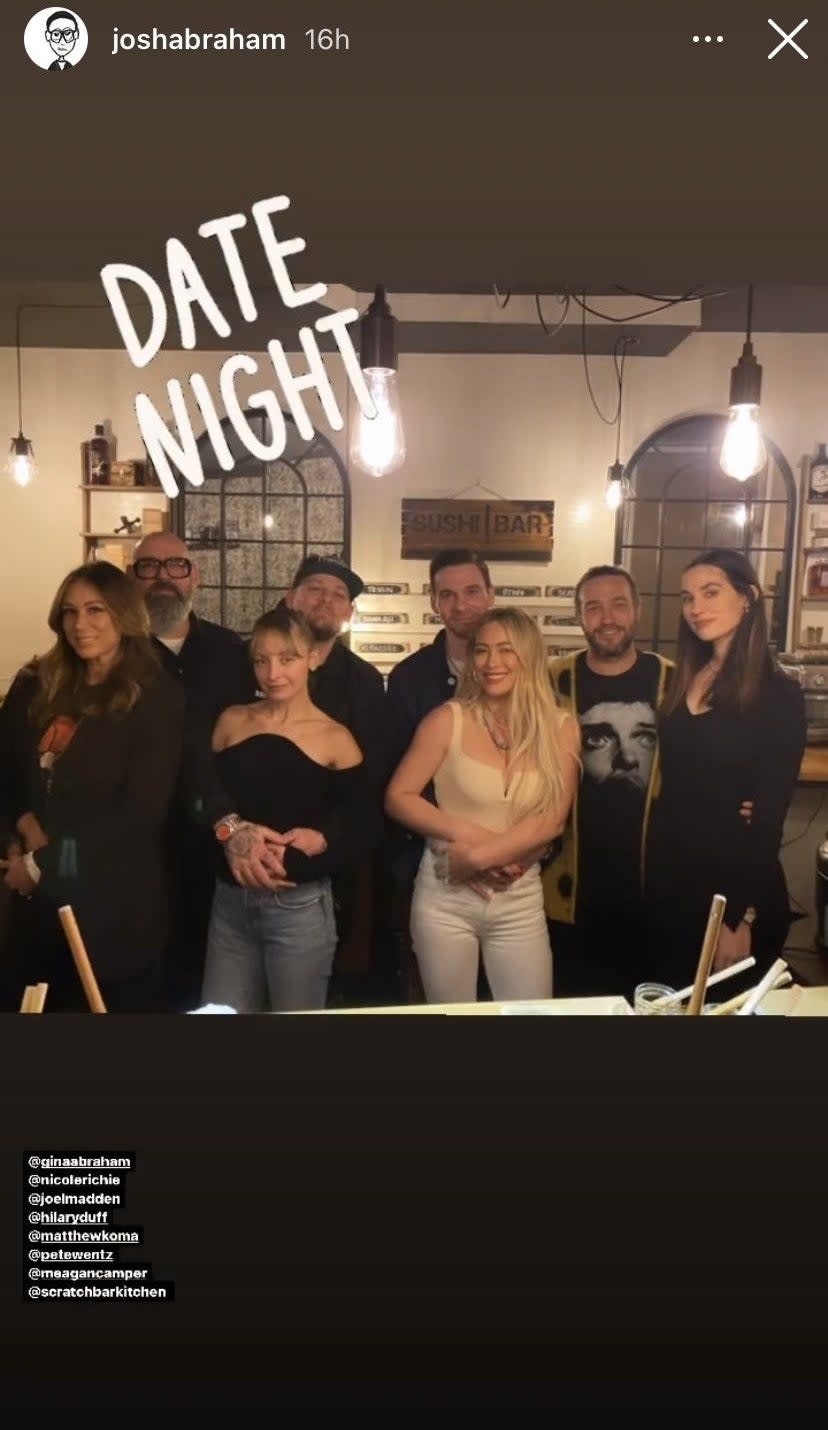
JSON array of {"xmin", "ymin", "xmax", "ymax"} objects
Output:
[{"xmin": 768, "ymin": 18, "xmax": 809, "ymax": 59}]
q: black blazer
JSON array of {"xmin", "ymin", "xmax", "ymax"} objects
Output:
[{"xmin": 3, "ymin": 667, "xmax": 185, "ymax": 980}]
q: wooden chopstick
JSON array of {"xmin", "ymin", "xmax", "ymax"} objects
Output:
[
  {"xmin": 707, "ymin": 969, "xmax": 792, "ymax": 1016},
  {"xmin": 650, "ymin": 955, "xmax": 756, "ymax": 1010},
  {"xmin": 58, "ymin": 906, "xmax": 107, "ymax": 1013},
  {"xmin": 686, "ymin": 894, "xmax": 727, "ymax": 1017},
  {"xmin": 736, "ymin": 958, "xmax": 790, "ymax": 1017},
  {"xmin": 19, "ymin": 984, "xmax": 48, "ymax": 1014},
  {"xmin": 30, "ymin": 982, "xmax": 48, "ymax": 1013}
]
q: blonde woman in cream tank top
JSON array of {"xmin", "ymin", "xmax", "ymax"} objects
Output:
[{"xmin": 386, "ymin": 609, "xmax": 580, "ymax": 1003}]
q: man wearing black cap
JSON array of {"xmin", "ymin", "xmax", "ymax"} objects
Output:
[
  {"xmin": 284, "ymin": 554, "xmax": 386, "ymax": 992},
  {"xmin": 285, "ymin": 554, "xmax": 386, "ymax": 790}
]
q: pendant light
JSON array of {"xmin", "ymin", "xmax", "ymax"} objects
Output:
[
  {"xmin": 605, "ymin": 458, "xmax": 626, "ymax": 511},
  {"xmin": 349, "ymin": 285, "xmax": 406, "ymax": 478},
  {"xmin": 6, "ymin": 306, "xmax": 37, "ymax": 488},
  {"xmin": 604, "ymin": 337, "xmax": 634, "ymax": 510},
  {"xmin": 719, "ymin": 284, "xmax": 767, "ymax": 482}
]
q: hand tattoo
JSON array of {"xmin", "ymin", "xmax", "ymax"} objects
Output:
[{"xmin": 227, "ymin": 826, "xmax": 256, "ymax": 859}]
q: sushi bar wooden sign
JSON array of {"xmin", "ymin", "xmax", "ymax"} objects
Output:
[{"xmin": 400, "ymin": 499, "xmax": 555, "ymax": 563}]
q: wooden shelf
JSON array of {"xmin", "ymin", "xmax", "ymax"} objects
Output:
[
  {"xmin": 799, "ymin": 745, "xmax": 828, "ymax": 784},
  {"xmin": 800, "ymin": 596, "xmax": 828, "ymax": 604},
  {"xmin": 81, "ymin": 449, "xmax": 169, "ymax": 565},
  {"xmin": 80, "ymin": 484, "xmax": 165, "ymax": 493}
]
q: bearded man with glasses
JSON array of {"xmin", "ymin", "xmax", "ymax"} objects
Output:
[{"xmin": 128, "ymin": 532, "xmax": 259, "ymax": 1009}]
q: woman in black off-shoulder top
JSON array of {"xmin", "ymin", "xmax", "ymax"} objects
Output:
[
  {"xmin": 644, "ymin": 549, "xmax": 806, "ymax": 995},
  {"xmin": 201, "ymin": 606, "xmax": 370, "ymax": 1012}
]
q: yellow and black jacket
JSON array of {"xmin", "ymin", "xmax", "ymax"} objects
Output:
[{"xmin": 542, "ymin": 649, "xmax": 674, "ymax": 924}]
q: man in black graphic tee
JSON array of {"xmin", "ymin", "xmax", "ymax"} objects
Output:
[{"xmin": 542, "ymin": 565, "xmax": 672, "ymax": 997}]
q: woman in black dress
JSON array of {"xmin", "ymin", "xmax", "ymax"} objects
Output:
[
  {"xmin": 644, "ymin": 549, "xmax": 806, "ymax": 995},
  {"xmin": 202, "ymin": 605, "xmax": 371, "ymax": 1012},
  {"xmin": 0, "ymin": 562, "xmax": 185, "ymax": 1011}
]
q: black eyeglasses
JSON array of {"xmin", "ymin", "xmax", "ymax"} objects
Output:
[
  {"xmin": 48, "ymin": 28, "xmax": 77, "ymax": 40},
  {"xmin": 133, "ymin": 557, "xmax": 193, "ymax": 580}
]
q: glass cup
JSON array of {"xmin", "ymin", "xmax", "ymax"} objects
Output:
[{"xmin": 634, "ymin": 981, "xmax": 682, "ymax": 1016}]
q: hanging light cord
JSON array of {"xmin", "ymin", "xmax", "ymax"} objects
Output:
[
  {"xmin": 581, "ymin": 295, "xmax": 638, "ymax": 426},
  {"xmin": 745, "ymin": 283, "xmax": 754, "ymax": 343},
  {"xmin": 571, "ymin": 285, "xmax": 733, "ymax": 323},
  {"xmin": 15, "ymin": 304, "xmax": 23, "ymax": 433},
  {"xmin": 535, "ymin": 292, "xmax": 570, "ymax": 337},
  {"xmin": 614, "ymin": 338, "xmax": 635, "ymax": 464},
  {"xmin": 492, "ymin": 286, "xmax": 571, "ymax": 336}
]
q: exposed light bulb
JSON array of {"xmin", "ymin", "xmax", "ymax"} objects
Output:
[
  {"xmin": 605, "ymin": 460, "xmax": 626, "ymax": 511},
  {"xmin": 7, "ymin": 434, "xmax": 37, "ymax": 488},
  {"xmin": 732, "ymin": 503, "xmax": 748, "ymax": 527},
  {"xmin": 350, "ymin": 368, "xmax": 406, "ymax": 479},
  {"xmin": 720, "ymin": 404, "xmax": 766, "ymax": 482}
]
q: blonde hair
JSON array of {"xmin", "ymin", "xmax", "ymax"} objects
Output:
[{"xmin": 456, "ymin": 606, "xmax": 571, "ymax": 818}]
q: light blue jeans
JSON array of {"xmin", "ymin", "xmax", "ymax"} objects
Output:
[{"xmin": 202, "ymin": 878, "xmax": 337, "ymax": 1012}]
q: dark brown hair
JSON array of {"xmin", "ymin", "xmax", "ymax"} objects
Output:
[
  {"xmin": 31, "ymin": 562, "xmax": 158, "ymax": 729},
  {"xmin": 575, "ymin": 564, "xmax": 639, "ymax": 610},
  {"xmin": 429, "ymin": 548, "xmax": 493, "ymax": 592},
  {"xmin": 661, "ymin": 549, "xmax": 773, "ymax": 715}
]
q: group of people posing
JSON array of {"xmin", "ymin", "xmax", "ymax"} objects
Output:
[{"xmin": 0, "ymin": 533, "xmax": 807, "ymax": 1013}]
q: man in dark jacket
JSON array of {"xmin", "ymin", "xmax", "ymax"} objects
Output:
[
  {"xmin": 381, "ymin": 549, "xmax": 495, "ymax": 997},
  {"xmin": 284, "ymin": 553, "xmax": 386, "ymax": 995},
  {"xmin": 129, "ymin": 532, "xmax": 258, "ymax": 1009},
  {"xmin": 285, "ymin": 554, "xmax": 387, "ymax": 792},
  {"xmin": 130, "ymin": 532, "xmax": 256, "ymax": 731},
  {"xmin": 386, "ymin": 546, "xmax": 495, "ymax": 821}
]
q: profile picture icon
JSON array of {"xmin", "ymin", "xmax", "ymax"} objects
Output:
[{"xmin": 24, "ymin": 8, "xmax": 88, "ymax": 71}]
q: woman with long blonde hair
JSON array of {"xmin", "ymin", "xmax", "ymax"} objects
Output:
[{"xmin": 385, "ymin": 607, "xmax": 580, "ymax": 1003}]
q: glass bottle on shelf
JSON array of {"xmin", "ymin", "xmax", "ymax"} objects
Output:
[
  {"xmin": 85, "ymin": 424, "xmax": 111, "ymax": 485},
  {"xmin": 808, "ymin": 443, "xmax": 828, "ymax": 503}
]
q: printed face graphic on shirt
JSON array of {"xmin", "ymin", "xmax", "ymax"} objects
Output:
[{"xmin": 580, "ymin": 699, "xmax": 656, "ymax": 791}]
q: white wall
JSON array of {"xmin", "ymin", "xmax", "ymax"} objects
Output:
[
  {"xmin": 2, "ymin": 328, "xmax": 828, "ymax": 687},
  {"xmin": 2, "ymin": 328, "xmax": 827, "ymax": 940}
]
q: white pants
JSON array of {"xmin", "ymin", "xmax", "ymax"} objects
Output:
[{"xmin": 410, "ymin": 848, "xmax": 553, "ymax": 1004}]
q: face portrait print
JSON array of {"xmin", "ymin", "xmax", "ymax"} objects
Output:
[
  {"xmin": 580, "ymin": 699, "xmax": 657, "ymax": 791},
  {"xmin": 24, "ymin": 8, "xmax": 89, "ymax": 71}
]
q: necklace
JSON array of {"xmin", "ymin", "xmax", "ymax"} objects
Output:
[{"xmin": 481, "ymin": 707, "xmax": 511, "ymax": 751}]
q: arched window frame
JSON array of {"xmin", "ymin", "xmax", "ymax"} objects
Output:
[
  {"xmin": 172, "ymin": 410, "xmax": 350, "ymax": 635},
  {"xmin": 614, "ymin": 413, "xmax": 796, "ymax": 656}
]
